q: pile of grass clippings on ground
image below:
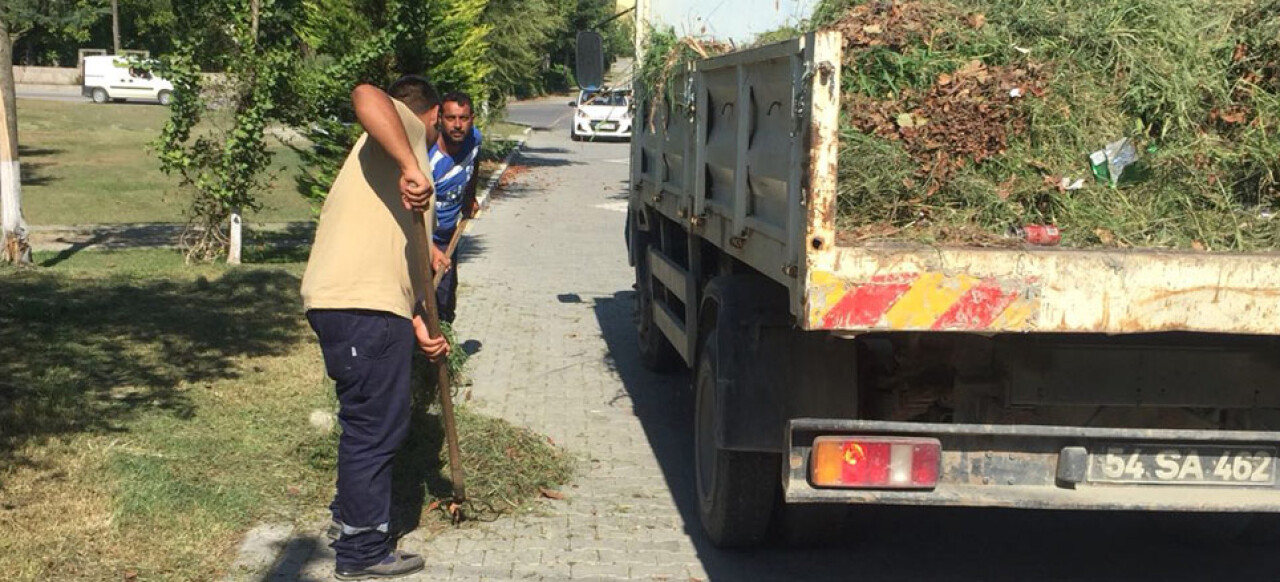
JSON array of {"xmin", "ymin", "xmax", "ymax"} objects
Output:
[
  {"xmin": 397, "ymin": 327, "xmax": 574, "ymax": 529},
  {"xmin": 813, "ymin": 0, "xmax": 1280, "ymax": 250}
]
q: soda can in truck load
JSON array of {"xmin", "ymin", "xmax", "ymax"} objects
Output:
[{"xmin": 625, "ymin": 16, "xmax": 1280, "ymax": 548}]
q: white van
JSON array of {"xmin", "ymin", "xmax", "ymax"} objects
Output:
[{"xmin": 82, "ymin": 55, "xmax": 175, "ymax": 105}]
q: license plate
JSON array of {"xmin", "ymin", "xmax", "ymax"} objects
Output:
[
  {"xmin": 1088, "ymin": 445, "xmax": 1277, "ymax": 486},
  {"xmin": 596, "ymin": 122, "xmax": 617, "ymax": 130}
]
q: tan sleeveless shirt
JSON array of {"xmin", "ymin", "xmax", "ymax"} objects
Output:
[{"xmin": 300, "ymin": 100, "xmax": 433, "ymax": 319}]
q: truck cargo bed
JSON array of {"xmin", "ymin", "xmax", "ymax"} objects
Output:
[{"xmin": 632, "ymin": 31, "xmax": 1280, "ymax": 336}]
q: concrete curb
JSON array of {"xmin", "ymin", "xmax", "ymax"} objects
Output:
[{"xmin": 473, "ymin": 125, "xmax": 532, "ymax": 216}]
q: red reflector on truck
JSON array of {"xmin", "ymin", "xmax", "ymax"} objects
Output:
[{"xmin": 810, "ymin": 436, "xmax": 941, "ymax": 489}]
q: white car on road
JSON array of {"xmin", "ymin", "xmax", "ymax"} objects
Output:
[{"xmin": 569, "ymin": 88, "xmax": 632, "ymax": 141}]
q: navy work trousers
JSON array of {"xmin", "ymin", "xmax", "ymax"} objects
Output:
[
  {"xmin": 434, "ymin": 230, "xmax": 459, "ymax": 323},
  {"xmin": 307, "ymin": 309, "xmax": 414, "ymax": 571}
]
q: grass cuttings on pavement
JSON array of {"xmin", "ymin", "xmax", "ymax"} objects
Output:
[
  {"xmin": 811, "ymin": 0, "xmax": 1280, "ymax": 250},
  {"xmin": 0, "ymin": 250, "xmax": 572, "ymax": 581},
  {"xmin": 393, "ymin": 333, "xmax": 574, "ymax": 530}
]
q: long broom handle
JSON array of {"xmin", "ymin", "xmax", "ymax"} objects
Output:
[
  {"xmin": 433, "ymin": 217, "xmax": 470, "ymax": 287},
  {"xmin": 411, "ymin": 211, "xmax": 467, "ymax": 504}
]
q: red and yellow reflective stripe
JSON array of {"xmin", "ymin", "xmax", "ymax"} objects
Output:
[{"xmin": 810, "ymin": 271, "xmax": 1039, "ymax": 331}]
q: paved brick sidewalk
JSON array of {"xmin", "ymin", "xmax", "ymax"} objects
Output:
[
  {"xmin": 246, "ymin": 110, "xmax": 882, "ymax": 582},
  {"xmin": 277, "ymin": 121, "xmax": 712, "ymax": 580}
]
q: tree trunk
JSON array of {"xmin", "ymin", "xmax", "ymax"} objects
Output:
[
  {"xmin": 251, "ymin": 0, "xmax": 260, "ymax": 38},
  {"xmin": 111, "ymin": 0, "xmax": 122, "ymax": 54},
  {"xmin": 226, "ymin": 0, "xmax": 261, "ymax": 266},
  {"xmin": 0, "ymin": 16, "xmax": 32, "ymax": 265}
]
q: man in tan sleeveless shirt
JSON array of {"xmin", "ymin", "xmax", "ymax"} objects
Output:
[{"xmin": 300, "ymin": 75, "xmax": 448, "ymax": 580}]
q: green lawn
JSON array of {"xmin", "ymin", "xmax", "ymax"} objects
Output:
[
  {"xmin": 16, "ymin": 100, "xmax": 526, "ymax": 227},
  {"xmin": 17, "ymin": 99, "xmax": 314, "ymax": 225},
  {"xmin": 0, "ymin": 250, "xmax": 572, "ymax": 581}
]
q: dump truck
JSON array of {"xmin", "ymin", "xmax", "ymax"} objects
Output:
[{"xmin": 626, "ymin": 19, "xmax": 1280, "ymax": 547}]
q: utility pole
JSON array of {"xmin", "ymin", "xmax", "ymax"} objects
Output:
[
  {"xmin": 0, "ymin": 15, "xmax": 31, "ymax": 265},
  {"xmin": 111, "ymin": 0, "xmax": 121, "ymax": 54}
]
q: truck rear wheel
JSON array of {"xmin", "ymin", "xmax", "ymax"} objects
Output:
[{"xmin": 695, "ymin": 322, "xmax": 778, "ymax": 547}]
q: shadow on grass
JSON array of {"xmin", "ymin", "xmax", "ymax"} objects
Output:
[
  {"xmin": 0, "ymin": 268, "xmax": 307, "ymax": 471},
  {"xmin": 243, "ymin": 223, "xmax": 318, "ymax": 264},
  {"xmin": 17, "ymin": 146, "xmax": 64, "ymax": 158},
  {"xmin": 17, "ymin": 145, "xmax": 63, "ymax": 187},
  {"xmin": 39, "ymin": 234, "xmax": 108, "ymax": 268}
]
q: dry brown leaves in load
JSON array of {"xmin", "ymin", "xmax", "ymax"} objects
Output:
[
  {"xmin": 830, "ymin": 0, "xmax": 951, "ymax": 50},
  {"xmin": 835, "ymin": 1, "xmax": 1046, "ymax": 195},
  {"xmin": 848, "ymin": 61, "xmax": 1046, "ymax": 195}
]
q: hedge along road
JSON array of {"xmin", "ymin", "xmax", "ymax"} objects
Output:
[{"xmin": 252, "ymin": 96, "xmax": 1280, "ymax": 582}]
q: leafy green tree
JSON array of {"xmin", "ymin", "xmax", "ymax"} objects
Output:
[
  {"xmin": 482, "ymin": 0, "xmax": 561, "ymax": 100},
  {"xmin": 418, "ymin": 0, "xmax": 492, "ymax": 108},
  {"xmin": 292, "ymin": 0, "xmax": 493, "ymax": 211},
  {"xmin": 542, "ymin": 0, "xmax": 617, "ymax": 92},
  {"xmin": 155, "ymin": 0, "xmax": 305, "ymax": 263},
  {"xmin": 7, "ymin": 0, "xmax": 103, "ymax": 66},
  {"xmin": 482, "ymin": 0, "xmax": 631, "ymax": 98},
  {"xmin": 86, "ymin": 0, "xmax": 178, "ymax": 59}
]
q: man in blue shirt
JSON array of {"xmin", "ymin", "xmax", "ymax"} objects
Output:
[{"xmin": 429, "ymin": 91, "xmax": 482, "ymax": 323}]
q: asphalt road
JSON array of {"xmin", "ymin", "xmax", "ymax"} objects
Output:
[
  {"xmin": 503, "ymin": 95, "xmax": 577, "ymax": 131},
  {"xmin": 15, "ymin": 85, "xmax": 86, "ymax": 103}
]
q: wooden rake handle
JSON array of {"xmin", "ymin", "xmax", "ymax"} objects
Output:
[
  {"xmin": 433, "ymin": 217, "xmax": 471, "ymax": 287},
  {"xmin": 410, "ymin": 212, "xmax": 467, "ymax": 505}
]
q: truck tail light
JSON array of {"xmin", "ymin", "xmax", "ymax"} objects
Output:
[{"xmin": 810, "ymin": 436, "xmax": 941, "ymax": 489}]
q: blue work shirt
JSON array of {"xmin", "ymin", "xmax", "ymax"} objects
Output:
[{"xmin": 429, "ymin": 126, "xmax": 482, "ymax": 244}]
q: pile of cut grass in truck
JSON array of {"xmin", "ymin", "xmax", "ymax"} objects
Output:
[{"xmin": 812, "ymin": 0, "xmax": 1280, "ymax": 250}]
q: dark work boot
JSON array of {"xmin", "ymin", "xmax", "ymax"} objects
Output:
[{"xmin": 334, "ymin": 550, "xmax": 424, "ymax": 580}]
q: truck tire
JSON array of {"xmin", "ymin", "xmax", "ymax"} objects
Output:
[
  {"xmin": 695, "ymin": 321, "xmax": 779, "ymax": 547},
  {"xmin": 634, "ymin": 244, "xmax": 681, "ymax": 373},
  {"xmin": 91, "ymin": 88, "xmax": 109, "ymax": 104}
]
